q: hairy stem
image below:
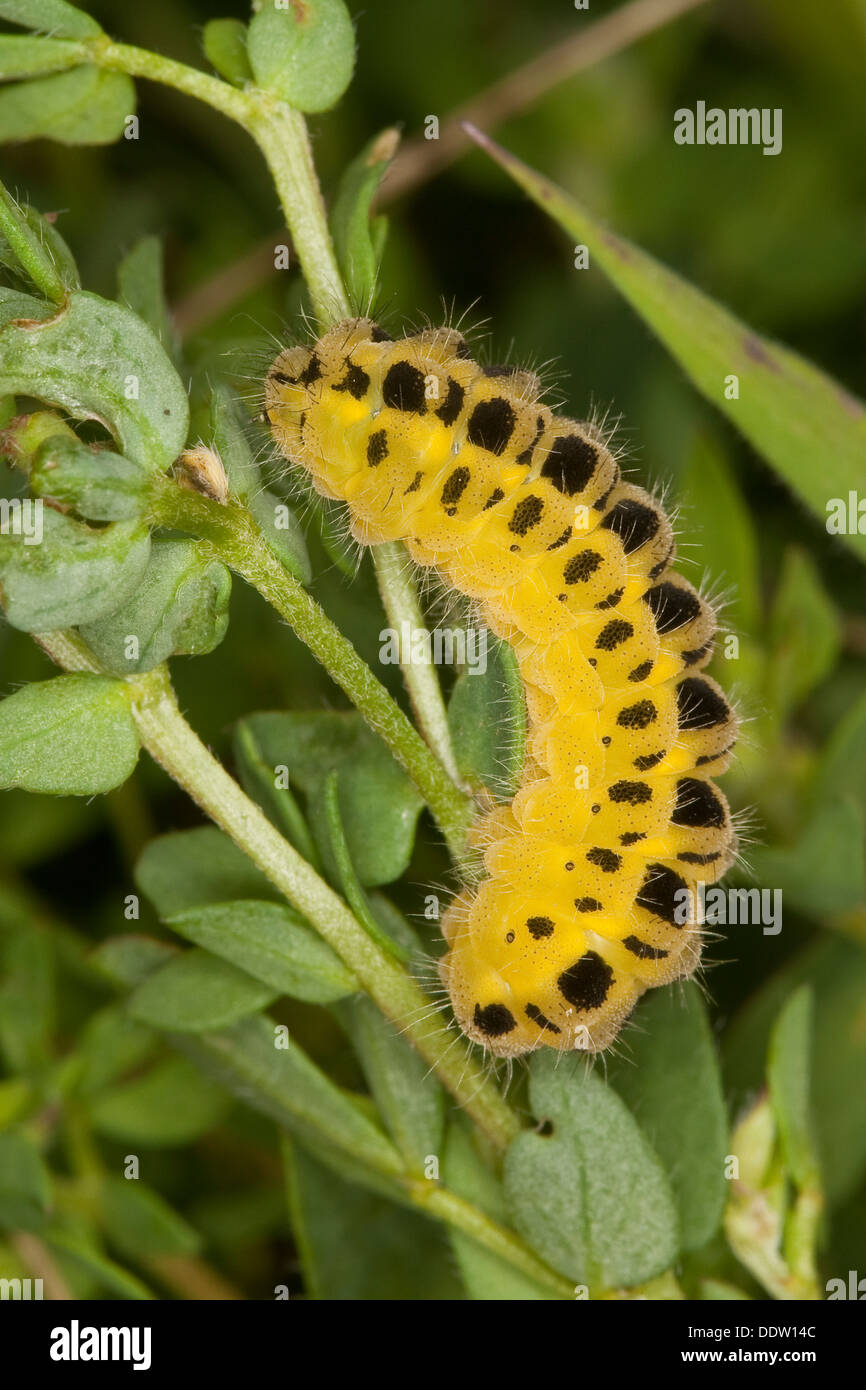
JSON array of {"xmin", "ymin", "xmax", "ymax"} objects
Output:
[
  {"xmin": 0, "ymin": 176, "xmax": 66, "ymax": 304},
  {"xmin": 147, "ymin": 479, "xmax": 475, "ymax": 862},
  {"xmin": 128, "ymin": 665, "xmax": 516, "ymax": 1150},
  {"xmin": 86, "ymin": 37, "xmax": 347, "ymax": 328},
  {"xmin": 372, "ymin": 541, "xmax": 463, "ymax": 786},
  {"xmin": 35, "ymin": 633, "xmax": 514, "ymax": 1150}
]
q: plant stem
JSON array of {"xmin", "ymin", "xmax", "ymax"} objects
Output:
[
  {"xmin": 86, "ymin": 35, "xmax": 467, "ymax": 841},
  {"xmin": 86, "ymin": 37, "xmax": 348, "ymax": 329},
  {"xmin": 372, "ymin": 541, "xmax": 464, "ymax": 786},
  {"xmin": 147, "ymin": 479, "xmax": 475, "ymax": 863},
  {"xmin": 115, "ymin": 663, "xmax": 516, "ymax": 1151},
  {"xmin": 403, "ymin": 1179, "xmax": 572, "ymax": 1297},
  {"xmin": 0, "ymin": 176, "xmax": 66, "ymax": 304},
  {"xmin": 247, "ymin": 105, "xmax": 350, "ymax": 326}
]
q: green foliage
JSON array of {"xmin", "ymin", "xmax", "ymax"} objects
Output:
[
  {"xmin": 0, "ymin": 1131, "xmax": 51, "ymax": 1230},
  {"xmin": 0, "ymin": 512, "xmax": 151, "ymax": 630},
  {"xmin": 331, "ymin": 128, "xmax": 398, "ymax": 305},
  {"xmin": 29, "ymin": 435, "xmax": 151, "ymax": 521},
  {"xmin": 504, "ymin": 1053, "xmax": 679, "ymax": 1290},
  {"xmin": 235, "ymin": 712, "xmax": 424, "ymax": 887},
  {"xmin": 247, "ymin": 0, "xmax": 355, "ymax": 113},
  {"xmin": 448, "ymin": 632, "xmax": 526, "ymax": 800},
  {"xmin": 0, "ymin": 66, "xmax": 135, "ymax": 145},
  {"xmin": 607, "ymin": 984, "xmax": 728, "ymax": 1253},
  {"xmin": 80, "ymin": 538, "xmax": 231, "ymax": 672},
  {"xmin": 475, "ymin": 132, "xmax": 866, "ymax": 567},
  {"xmin": 202, "ymin": 19, "xmax": 252, "ymax": 88},
  {"xmin": 0, "ymin": 1, "xmax": 100, "ymax": 37},
  {"xmin": 0, "ymin": 0, "xmax": 863, "ymax": 1304},
  {"xmin": 0, "ymin": 291, "xmax": 188, "ymax": 471},
  {"xmin": 0, "ymin": 674, "xmax": 139, "ymax": 794},
  {"xmin": 165, "ymin": 902, "xmax": 357, "ymax": 1003}
]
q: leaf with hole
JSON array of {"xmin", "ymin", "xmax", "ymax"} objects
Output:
[{"xmin": 504, "ymin": 1051, "xmax": 679, "ymax": 1290}]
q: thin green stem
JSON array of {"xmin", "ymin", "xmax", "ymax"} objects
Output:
[
  {"xmin": 87, "ymin": 36, "xmax": 255, "ymax": 125},
  {"xmin": 409, "ymin": 1180, "xmax": 572, "ymax": 1298},
  {"xmin": 146, "ymin": 478, "xmax": 475, "ymax": 863},
  {"xmin": 372, "ymin": 541, "xmax": 464, "ymax": 787},
  {"xmin": 85, "ymin": 29, "xmax": 468, "ymax": 829},
  {"xmin": 41, "ymin": 653, "xmax": 513, "ymax": 1151},
  {"xmin": 247, "ymin": 105, "xmax": 351, "ymax": 326},
  {"xmin": 0, "ymin": 176, "xmax": 66, "ymax": 304},
  {"xmin": 86, "ymin": 37, "xmax": 348, "ymax": 328}
]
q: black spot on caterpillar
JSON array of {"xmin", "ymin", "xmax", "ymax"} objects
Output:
[{"xmin": 265, "ymin": 317, "xmax": 739, "ymax": 1056}]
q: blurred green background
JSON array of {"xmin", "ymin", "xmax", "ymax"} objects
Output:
[{"xmin": 1, "ymin": 0, "xmax": 865, "ymax": 1298}]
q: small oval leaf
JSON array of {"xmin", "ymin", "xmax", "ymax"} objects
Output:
[
  {"xmin": 0, "ymin": 674, "xmax": 139, "ymax": 795},
  {"xmin": 126, "ymin": 947, "xmax": 278, "ymax": 1032}
]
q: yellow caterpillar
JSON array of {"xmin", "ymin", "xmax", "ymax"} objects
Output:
[{"xmin": 264, "ymin": 318, "xmax": 738, "ymax": 1056}]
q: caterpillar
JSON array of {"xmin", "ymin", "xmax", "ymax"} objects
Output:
[{"xmin": 264, "ymin": 318, "xmax": 738, "ymax": 1056}]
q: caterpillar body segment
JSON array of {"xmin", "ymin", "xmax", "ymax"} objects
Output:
[{"xmin": 265, "ymin": 318, "xmax": 738, "ymax": 1055}]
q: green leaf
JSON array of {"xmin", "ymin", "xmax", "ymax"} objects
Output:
[
  {"xmin": 0, "ymin": 674, "xmax": 139, "ymax": 795},
  {"xmin": 135, "ymin": 826, "xmax": 281, "ymax": 917},
  {"xmin": 448, "ymin": 631, "xmax": 526, "ymax": 800},
  {"xmin": 80, "ymin": 538, "xmax": 231, "ymax": 673},
  {"xmin": 0, "ymin": 35, "xmax": 85, "ymax": 79},
  {"xmin": 443, "ymin": 1121, "xmax": 558, "ymax": 1300},
  {"xmin": 470, "ymin": 130, "xmax": 866, "ymax": 567},
  {"xmin": 700, "ymin": 1279, "xmax": 752, "ymax": 1300},
  {"xmin": 116, "ymin": 235, "xmax": 180, "ymax": 367},
  {"xmin": 233, "ymin": 720, "xmax": 320, "ymax": 866},
  {"xmin": 0, "ymin": 926, "xmax": 54, "ymax": 1071},
  {"xmin": 247, "ymin": 0, "xmax": 355, "ymax": 113},
  {"xmin": 607, "ymin": 983, "xmax": 728, "ymax": 1252},
  {"xmin": 208, "ymin": 383, "xmax": 259, "ymax": 499},
  {"xmin": 750, "ymin": 797, "xmax": 865, "ymax": 917},
  {"xmin": 678, "ymin": 431, "xmax": 761, "ymax": 633},
  {"xmin": 0, "ymin": 290, "xmax": 189, "ymax": 472},
  {"xmin": 173, "ymin": 1013, "xmax": 404, "ymax": 1186},
  {"xmin": 331, "ymin": 128, "xmax": 399, "ymax": 306},
  {"xmin": 724, "ymin": 939, "xmax": 866, "ymax": 1206},
  {"xmin": 0, "ymin": 180, "xmax": 72, "ymax": 302},
  {"xmin": 337, "ymin": 996, "xmax": 443, "ymax": 1169},
  {"xmin": 167, "ymin": 901, "xmax": 356, "ymax": 1005},
  {"xmin": 0, "ymin": 1131, "xmax": 51, "ymax": 1231},
  {"xmin": 246, "ymin": 486, "xmax": 311, "ymax": 585},
  {"xmin": 767, "ymin": 987, "xmax": 821, "ymax": 1191},
  {"xmin": 88, "ymin": 1056, "xmax": 229, "ymax": 1147},
  {"xmin": 89, "ymin": 934, "xmax": 176, "ymax": 990},
  {"xmin": 310, "ymin": 494, "xmax": 356, "ymax": 577},
  {"xmin": 100, "ymin": 1176, "xmax": 201, "ymax": 1260},
  {"xmin": 30, "ymin": 435, "xmax": 150, "ymax": 521},
  {"xmin": 78, "ymin": 1005, "xmax": 156, "ymax": 1095},
  {"xmin": 0, "ymin": 66, "xmax": 135, "ymax": 145},
  {"xmin": 504, "ymin": 1052, "xmax": 679, "ymax": 1290},
  {"xmin": 202, "ymin": 18, "xmax": 252, "ymax": 87},
  {"xmin": 0, "ymin": 0, "xmax": 101, "ymax": 37},
  {"xmin": 283, "ymin": 1138, "xmax": 461, "ymax": 1300},
  {"xmin": 44, "ymin": 1228, "xmax": 153, "ymax": 1299},
  {"xmin": 766, "ymin": 546, "xmax": 842, "ymax": 721},
  {"xmin": 322, "ymin": 770, "xmax": 409, "ymax": 961},
  {"xmin": 0, "ymin": 286, "xmax": 53, "ymax": 326},
  {"xmin": 814, "ymin": 689, "xmax": 866, "ymax": 819},
  {"xmin": 0, "ymin": 511, "xmax": 151, "ymax": 630},
  {"xmin": 236, "ymin": 712, "xmax": 423, "ymax": 887},
  {"xmin": 126, "ymin": 947, "xmax": 278, "ymax": 1032}
]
